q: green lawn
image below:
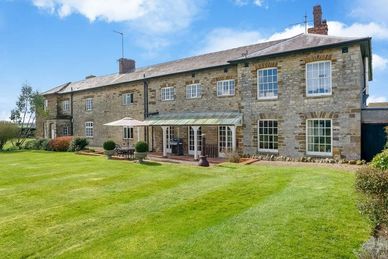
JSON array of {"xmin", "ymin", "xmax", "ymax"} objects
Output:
[{"xmin": 0, "ymin": 151, "xmax": 370, "ymax": 258}]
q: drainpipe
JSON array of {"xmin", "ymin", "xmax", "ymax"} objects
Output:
[
  {"xmin": 143, "ymin": 74, "xmax": 149, "ymax": 145},
  {"xmin": 70, "ymin": 87, "xmax": 74, "ymax": 135}
]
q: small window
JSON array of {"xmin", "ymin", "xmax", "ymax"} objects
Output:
[
  {"xmin": 62, "ymin": 100, "xmax": 70, "ymax": 112},
  {"xmin": 186, "ymin": 84, "xmax": 201, "ymax": 99},
  {"xmin": 63, "ymin": 126, "xmax": 69, "ymax": 136},
  {"xmin": 306, "ymin": 61, "xmax": 332, "ymax": 96},
  {"xmin": 217, "ymin": 80, "xmax": 235, "ymax": 96},
  {"xmin": 44, "ymin": 99, "xmax": 48, "ymax": 111},
  {"xmin": 258, "ymin": 120, "xmax": 278, "ymax": 152},
  {"xmin": 85, "ymin": 121, "xmax": 94, "ymax": 138},
  {"xmin": 122, "ymin": 93, "xmax": 134, "ymax": 105},
  {"xmin": 306, "ymin": 119, "xmax": 332, "ymax": 156},
  {"xmin": 123, "ymin": 127, "xmax": 134, "ymax": 139},
  {"xmin": 161, "ymin": 87, "xmax": 175, "ymax": 101},
  {"xmin": 257, "ymin": 68, "xmax": 278, "ymax": 99},
  {"xmin": 85, "ymin": 98, "xmax": 93, "ymax": 111}
]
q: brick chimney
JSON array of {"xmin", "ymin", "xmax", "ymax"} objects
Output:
[
  {"xmin": 118, "ymin": 58, "xmax": 136, "ymax": 74},
  {"xmin": 308, "ymin": 5, "xmax": 328, "ymax": 35}
]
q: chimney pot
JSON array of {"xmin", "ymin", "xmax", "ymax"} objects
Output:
[
  {"xmin": 119, "ymin": 58, "xmax": 136, "ymax": 74},
  {"xmin": 308, "ymin": 5, "xmax": 328, "ymax": 35}
]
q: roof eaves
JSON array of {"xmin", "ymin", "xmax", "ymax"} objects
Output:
[{"xmin": 42, "ymin": 82, "xmax": 71, "ymax": 96}]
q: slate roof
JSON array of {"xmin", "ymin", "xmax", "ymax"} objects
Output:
[
  {"xmin": 42, "ymin": 33, "xmax": 371, "ymax": 95},
  {"xmin": 231, "ymin": 33, "xmax": 371, "ymax": 61}
]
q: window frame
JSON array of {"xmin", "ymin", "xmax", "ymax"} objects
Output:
[
  {"xmin": 85, "ymin": 98, "xmax": 93, "ymax": 111},
  {"xmin": 63, "ymin": 126, "xmax": 69, "ymax": 136},
  {"xmin": 62, "ymin": 100, "xmax": 70, "ymax": 112},
  {"xmin": 85, "ymin": 121, "xmax": 94, "ymax": 138},
  {"xmin": 257, "ymin": 67, "xmax": 278, "ymax": 100},
  {"xmin": 305, "ymin": 60, "xmax": 332, "ymax": 97},
  {"xmin": 258, "ymin": 119, "xmax": 279, "ymax": 153},
  {"xmin": 123, "ymin": 127, "xmax": 134, "ymax": 139},
  {"xmin": 122, "ymin": 93, "xmax": 134, "ymax": 106},
  {"xmin": 186, "ymin": 83, "xmax": 202, "ymax": 99},
  {"xmin": 305, "ymin": 118, "xmax": 333, "ymax": 156},
  {"xmin": 160, "ymin": 86, "xmax": 175, "ymax": 101},
  {"xmin": 216, "ymin": 80, "xmax": 235, "ymax": 97},
  {"xmin": 44, "ymin": 99, "xmax": 48, "ymax": 111}
]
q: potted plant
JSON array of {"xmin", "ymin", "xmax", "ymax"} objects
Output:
[
  {"xmin": 103, "ymin": 140, "xmax": 116, "ymax": 159},
  {"xmin": 134, "ymin": 141, "xmax": 149, "ymax": 163}
]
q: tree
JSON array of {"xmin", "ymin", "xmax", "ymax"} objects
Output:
[
  {"xmin": 0, "ymin": 121, "xmax": 20, "ymax": 150},
  {"xmin": 10, "ymin": 83, "xmax": 45, "ymax": 148}
]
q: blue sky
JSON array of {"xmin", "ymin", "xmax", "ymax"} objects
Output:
[{"xmin": 0, "ymin": 0, "xmax": 387, "ymax": 120}]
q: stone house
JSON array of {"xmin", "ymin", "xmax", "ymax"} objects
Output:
[{"xmin": 37, "ymin": 6, "xmax": 375, "ymax": 160}]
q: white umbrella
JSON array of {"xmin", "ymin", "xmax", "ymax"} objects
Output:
[{"xmin": 104, "ymin": 117, "xmax": 149, "ymax": 142}]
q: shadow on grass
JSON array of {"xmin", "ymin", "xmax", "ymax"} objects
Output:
[{"xmin": 139, "ymin": 161, "xmax": 162, "ymax": 166}]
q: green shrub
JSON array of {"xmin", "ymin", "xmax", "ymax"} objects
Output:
[
  {"xmin": 371, "ymin": 150, "xmax": 388, "ymax": 171},
  {"xmin": 35, "ymin": 138, "xmax": 50, "ymax": 150},
  {"xmin": 358, "ymin": 237, "xmax": 388, "ymax": 259},
  {"xmin": 356, "ymin": 167, "xmax": 388, "ymax": 226},
  {"xmin": 68, "ymin": 137, "xmax": 89, "ymax": 152},
  {"xmin": 135, "ymin": 141, "xmax": 149, "ymax": 152},
  {"xmin": 24, "ymin": 139, "xmax": 37, "ymax": 150},
  {"xmin": 49, "ymin": 136, "xmax": 73, "ymax": 152},
  {"xmin": 103, "ymin": 140, "xmax": 116, "ymax": 151},
  {"xmin": 0, "ymin": 121, "xmax": 20, "ymax": 150}
]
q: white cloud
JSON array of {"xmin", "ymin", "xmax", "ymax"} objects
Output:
[
  {"xmin": 352, "ymin": 0, "xmax": 388, "ymax": 25},
  {"xmin": 197, "ymin": 19, "xmax": 388, "ymax": 55},
  {"xmin": 233, "ymin": 0, "xmax": 264, "ymax": 7},
  {"xmin": 253, "ymin": 0, "xmax": 264, "ymax": 6},
  {"xmin": 367, "ymin": 95, "xmax": 387, "ymax": 104},
  {"xmin": 328, "ymin": 21, "xmax": 388, "ymax": 40},
  {"xmin": 198, "ymin": 28, "xmax": 264, "ymax": 54},
  {"xmin": 373, "ymin": 54, "xmax": 388, "ymax": 71},
  {"xmin": 32, "ymin": 0, "xmax": 203, "ymax": 34}
]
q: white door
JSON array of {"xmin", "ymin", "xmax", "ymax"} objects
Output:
[
  {"xmin": 50, "ymin": 123, "xmax": 56, "ymax": 139},
  {"xmin": 165, "ymin": 126, "xmax": 174, "ymax": 153},
  {"xmin": 218, "ymin": 126, "xmax": 232, "ymax": 157},
  {"xmin": 188, "ymin": 126, "xmax": 202, "ymax": 155}
]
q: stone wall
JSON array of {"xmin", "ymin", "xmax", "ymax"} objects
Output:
[
  {"xmin": 239, "ymin": 44, "xmax": 364, "ymax": 160},
  {"xmin": 38, "ymin": 43, "xmax": 365, "ymax": 159}
]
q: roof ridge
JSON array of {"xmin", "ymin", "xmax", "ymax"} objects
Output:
[
  {"xmin": 243, "ymin": 33, "xmax": 304, "ymax": 59},
  {"xmin": 134, "ymin": 38, "xmax": 289, "ymax": 71}
]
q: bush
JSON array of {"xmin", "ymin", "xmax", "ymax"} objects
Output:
[
  {"xmin": 0, "ymin": 121, "xmax": 20, "ymax": 150},
  {"xmin": 34, "ymin": 138, "xmax": 50, "ymax": 150},
  {"xmin": 24, "ymin": 139, "xmax": 38, "ymax": 150},
  {"xmin": 371, "ymin": 150, "xmax": 388, "ymax": 171},
  {"xmin": 49, "ymin": 136, "xmax": 73, "ymax": 152},
  {"xmin": 358, "ymin": 237, "xmax": 388, "ymax": 259},
  {"xmin": 103, "ymin": 140, "xmax": 116, "ymax": 151},
  {"xmin": 135, "ymin": 141, "xmax": 149, "ymax": 152},
  {"xmin": 68, "ymin": 137, "xmax": 89, "ymax": 152},
  {"xmin": 356, "ymin": 167, "xmax": 388, "ymax": 226}
]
